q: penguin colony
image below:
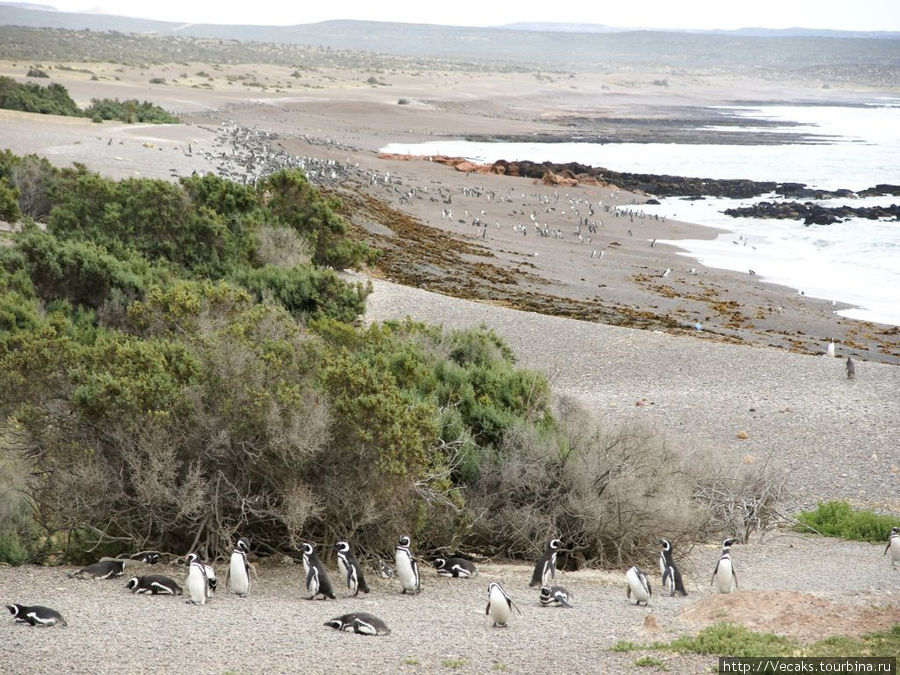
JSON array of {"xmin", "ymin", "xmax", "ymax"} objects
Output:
[{"xmin": 9, "ymin": 529, "xmax": 898, "ymax": 634}]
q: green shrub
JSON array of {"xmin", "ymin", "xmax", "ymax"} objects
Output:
[
  {"xmin": 666, "ymin": 623, "xmax": 795, "ymax": 657},
  {"xmin": 0, "ymin": 76, "xmax": 79, "ymax": 116},
  {"xmin": 795, "ymin": 501, "xmax": 898, "ymax": 543},
  {"xmin": 231, "ymin": 264, "xmax": 370, "ymax": 323},
  {"xmin": 0, "ymin": 180, "xmax": 20, "ymax": 222},
  {"xmin": 81, "ymin": 97, "xmax": 179, "ymax": 124}
]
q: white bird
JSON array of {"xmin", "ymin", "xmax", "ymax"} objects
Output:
[
  {"xmin": 827, "ymin": 340, "xmax": 836, "ymax": 358},
  {"xmin": 186, "ymin": 553, "xmax": 209, "ymax": 605},
  {"xmin": 485, "ymin": 582, "xmax": 521, "ymax": 627},
  {"xmin": 625, "ymin": 566, "xmax": 652, "ymax": 605},
  {"xmin": 662, "ymin": 268, "xmax": 671, "ymax": 278},
  {"xmin": 885, "ymin": 527, "xmax": 900, "ymax": 567},
  {"xmin": 711, "ymin": 539, "xmax": 738, "ymax": 594}
]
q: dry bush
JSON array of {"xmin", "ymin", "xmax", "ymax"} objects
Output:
[
  {"xmin": 466, "ymin": 395, "xmax": 786, "ymax": 566},
  {"xmin": 255, "ymin": 225, "xmax": 312, "ymax": 268},
  {"xmin": 691, "ymin": 453, "xmax": 787, "ymax": 543}
]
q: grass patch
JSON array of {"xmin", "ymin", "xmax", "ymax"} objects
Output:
[
  {"xmin": 794, "ymin": 500, "xmax": 898, "ymax": 543},
  {"xmin": 666, "ymin": 624, "xmax": 795, "ymax": 657},
  {"xmin": 612, "ymin": 623, "xmax": 900, "ymax": 659},
  {"xmin": 804, "ymin": 624, "xmax": 900, "ymax": 658},
  {"xmin": 441, "ymin": 659, "xmax": 465, "ymax": 669},
  {"xmin": 634, "ymin": 656, "xmax": 667, "ymax": 669}
]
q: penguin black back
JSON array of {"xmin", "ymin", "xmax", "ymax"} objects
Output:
[
  {"xmin": 334, "ymin": 541, "xmax": 369, "ymax": 596},
  {"xmin": 659, "ymin": 539, "xmax": 687, "ymax": 596},
  {"xmin": 6, "ymin": 604, "xmax": 67, "ymax": 627},
  {"xmin": 433, "ymin": 556, "xmax": 477, "ymax": 578},
  {"xmin": 67, "ymin": 559, "xmax": 126, "ymax": 580},
  {"xmin": 301, "ymin": 542, "xmax": 335, "ymax": 600},
  {"xmin": 126, "ymin": 574, "xmax": 183, "ymax": 595}
]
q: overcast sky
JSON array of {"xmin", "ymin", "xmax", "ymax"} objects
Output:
[{"xmin": 45, "ymin": 1, "xmax": 900, "ymax": 32}]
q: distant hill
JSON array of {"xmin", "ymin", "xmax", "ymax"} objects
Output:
[
  {"xmin": 501, "ymin": 22, "xmax": 900, "ymax": 40},
  {"xmin": 0, "ymin": 4, "xmax": 898, "ymax": 84}
]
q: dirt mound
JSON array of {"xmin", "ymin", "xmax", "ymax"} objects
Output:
[{"xmin": 681, "ymin": 590, "xmax": 900, "ymax": 641}]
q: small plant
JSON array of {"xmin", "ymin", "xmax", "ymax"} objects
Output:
[
  {"xmin": 27, "ymin": 67, "xmax": 49, "ymax": 78},
  {"xmin": 795, "ymin": 501, "xmax": 898, "ymax": 543},
  {"xmin": 148, "ymin": 77, "xmax": 166, "ymax": 84},
  {"xmin": 666, "ymin": 623, "xmax": 795, "ymax": 657},
  {"xmin": 611, "ymin": 641, "xmax": 641, "ymax": 652},
  {"xmin": 441, "ymin": 660, "xmax": 465, "ymax": 670},
  {"xmin": 403, "ymin": 658, "xmax": 419, "ymax": 666},
  {"xmin": 635, "ymin": 656, "xmax": 667, "ymax": 670}
]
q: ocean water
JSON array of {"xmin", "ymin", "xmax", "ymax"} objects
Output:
[{"xmin": 381, "ymin": 104, "xmax": 900, "ymax": 326}]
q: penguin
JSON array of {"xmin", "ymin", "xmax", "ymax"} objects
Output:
[
  {"xmin": 227, "ymin": 537, "xmax": 252, "ymax": 597},
  {"xmin": 126, "ymin": 574, "xmax": 183, "ymax": 595},
  {"xmin": 539, "ymin": 585, "xmax": 573, "ymax": 608},
  {"xmin": 324, "ymin": 612, "xmax": 391, "ymax": 636},
  {"xmin": 301, "ymin": 542, "xmax": 335, "ymax": 600},
  {"xmin": 433, "ymin": 556, "xmax": 477, "ymax": 578},
  {"xmin": 485, "ymin": 581, "xmax": 521, "ymax": 627},
  {"xmin": 711, "ymin": 538, "xmax": 738, "ymax": 593},
  {"xmin": 846, "ymin": 356, "xmax": 855, "ymax": 380},
  {"xmin": 185, "ymin": 552, "xmax": 209, "ymax": 605},
  {"xmin": 659, "ymin": 539, "xmax": 688, "ymax": 596},
  {"xmin": 204, "ymin": 563, "xmax": 217, "ymax": 595},
  {"xmin": 625, "ymin": 566, "xmax": 652, "ymax": 605},
  {"xmin": 885, "ymin": 526, "xmax": 900, "ymax": 567},
  {"xmin": 334, "ymin": 541, "xmax": 369, "ymax": 597},
  {"xmin": 100, "ymin": 552, "xmax": 160, "ymax": 569},
  {"xmin": 6, "ymin": 604, "xmax": 67, "ymax": 627},
  {"xmin": 394, "ymin": 535, "xmax": 420, "ymax": 594},
  {"xmin": 529, "ymin": 538, "xmax": 562, "ymax": 588},
  {"xmin": 67, "ymin": 559, "xmax": 126, "ymax": 580}
]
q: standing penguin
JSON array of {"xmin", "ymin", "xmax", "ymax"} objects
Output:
[
  {"xmin": 885, "ymin": 526, "xmax": 900, "ymax": 567},
  {"xmin": 6, "ymin": 604, "xmax": 67, "ymax": 627},
  {"xmin": 529, "ymin": 538, "xmax": 562, "ymax": 588},
  {"xmin": 185, "ymin": 553, "xmax": 209, "ymax": 605},
  {"xmin": 433, "ymin": 557, "xmax": 477, "ymax": 578},
  {"xmin": 227, "ymin": 537, "xmax": 252, "ymax": 597},
  {"xmin": 711, "ymin": 539, "xmax": 739, "ymax": 593},
  {"xmin": 625, "ymin": 566, "xmax": 652, "ymax": 606},
  {"xmin": 659, "ymin": 539, "xmax": 688, "ymax": 596},
  {"xmin": 846, "ymin": 356, "xmax": 855, "ymax": 380},
  {"xmin": 301, "ymin": 542, "xmax": 335, "ymax": 600},
  {"xmin": 394, "ymin": 535, "xmax": 420, "ymax": 595},
  {"xmin": 334, "ymin": 541, "xmax": 369, "ymax": 597},
  {"xmin": 486, "ymin": 581, "xmax": 521, "ymax": 627},
  {"xmin": 539, "ymin": 585, "xmax": 573, "ymax": 608}
]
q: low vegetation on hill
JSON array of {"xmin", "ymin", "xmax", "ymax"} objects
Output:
[
  {"xmin": 0, "ymin": 75, "xmax": 179, "ymax": 123},
  {"xmin": 0, "ymin": 151, "xmax": 783, "ymax": 566}
]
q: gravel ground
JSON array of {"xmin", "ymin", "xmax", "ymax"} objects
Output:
[{"xmin": 1, "ymin": 536, "xmax": 897, "ymax": 674}]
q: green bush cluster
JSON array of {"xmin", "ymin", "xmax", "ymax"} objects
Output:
[
  {"xmin": 0, "ymin": 75, "xmax": 177, "ymax": 123},
  {"xmin": 795, "ymin": 501, "xmax": 898, "ymax": 543},
  {"xmin": 0, "ymin": 150, "xmax": 776, "ymax": 565}
]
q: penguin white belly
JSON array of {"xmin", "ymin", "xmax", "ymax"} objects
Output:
[
  {"xmin": 395, "ymin": 552, "xmax": 417, "ymax": 592},
  {"xmin": 715, "ymin": 558, "xmax": 735, "ymax": 593},
  {"xmin": 890, "ymin": 538, "xmax": 900, "ymax": 565},
  {"xmin": 488, "ymin": 586, "xmax": 512, "ymax": 626},
  {"xmin": 187, "ymin": 565, "xmax": 207, "ymax": 604},
  {"xmin": 626, "ymin": 567, "xmax": 650, "ymax": 604},
  {"xmin": 229, "ymin": 553, "xmax": 250, "ymax": 596}
]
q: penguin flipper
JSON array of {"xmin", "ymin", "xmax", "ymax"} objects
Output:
[
  {"xmin": 485, "ymin": 602, "xmax": 491, "ymax": 616},
  {"xmin": 507, "ymin": 597, "xmax": 522, "ymax": 616},
  {"xmin": 887, "ymin": 541, "xmax": 892, "ymax": 555},
  {"xmin": 732, "ymin": 568, "xmax": 738, "ymax": 589}
]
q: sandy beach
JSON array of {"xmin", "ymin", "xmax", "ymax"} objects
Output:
[{"xmin": 0, "ymin": 50, "xmax": 898, "ymax": 672}]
